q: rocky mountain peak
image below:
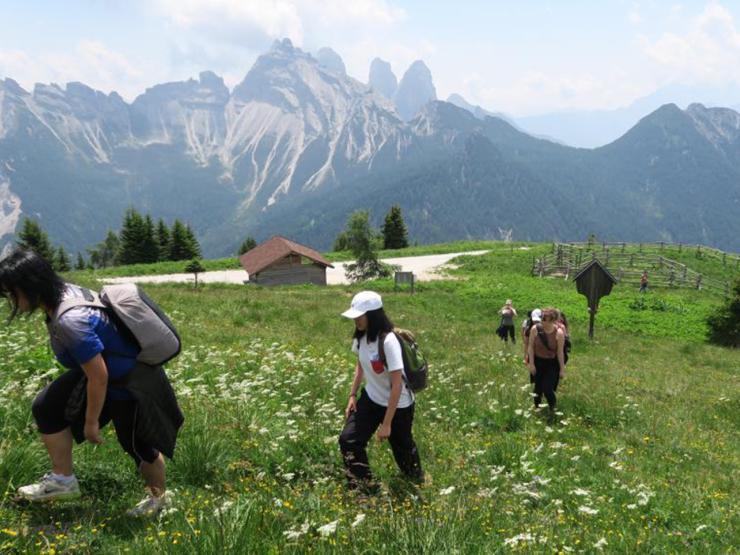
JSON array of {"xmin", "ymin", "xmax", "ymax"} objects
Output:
[
  {"xmin": 393, "ymin": 60, "xmax": 436, "ymax": 121},
  {"xmin": 368, "ymin": 58, "xmax": 397, "ymax": 100}
]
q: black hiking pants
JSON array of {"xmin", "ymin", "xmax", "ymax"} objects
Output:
[
  {"xmin": 32, "ymin": 369, "xmax": 159, "ymax": 467},
  {"xmin": 533, "ymin": 356, "xmax": 560, "ymax": 410},
  {"xmin": 338, "ymin": 390, "xmax": 422, "ymax": 485}
]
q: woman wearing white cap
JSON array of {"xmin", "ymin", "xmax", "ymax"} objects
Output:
[{"xmin": 338, "ymin": 291, "xmax": 423, "ymax": 491}]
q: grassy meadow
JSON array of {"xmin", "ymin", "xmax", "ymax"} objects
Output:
[{"xmin": 0, "ymin": 243, "xmax": 738, "ymax": 553}]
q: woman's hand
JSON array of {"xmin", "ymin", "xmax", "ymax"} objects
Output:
[
  {"xmin": 528, "ymin": 363, "xmax": 536, "ymax": 376},
  {"xmin": 377, "ymin": 423, "xmax": 391, "ymax": 441},
  {"xmin": 560, "ymin": 368, "xmax": 566, "ymax": 379},
  {"xmin": 84, "ymin": 420, "xmax": 103, "ymax": 444},
  {"xmin": 344, "ymin": 395, "xmax": 357, "ymax": 420}
]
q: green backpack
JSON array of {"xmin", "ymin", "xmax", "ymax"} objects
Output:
[{"xmin": 378, "ymin": 329, "xmax": 429, "ymax": 392}]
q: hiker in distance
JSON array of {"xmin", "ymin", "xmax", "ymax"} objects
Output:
[
  {"xmin": 338, "ymin": 291, "xmax": 424, "ymax": 492},
  {"xmin": 640, "ymin": 271, "xmax": 649, "ymax": 293},
  {"xmin": 497, "ymin": 299, "xmax": 517, "ymax": 345},
  {"xmin": 0, "ymin": 249, "xmax": 183, "ymax": 516},
  {"xmin": 527, "ymin": 307, "xmax": 566, "ymax": 421}
]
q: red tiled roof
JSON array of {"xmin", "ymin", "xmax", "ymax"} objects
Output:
[{"xmin": 239, "ymin": 236, "xmax": 335, "ymax": 275}]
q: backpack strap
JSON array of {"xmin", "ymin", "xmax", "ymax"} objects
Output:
[
  {"xmin": 52, "ymin": 288, "xmax": 106, "ymax": 322},
  {"xmin": 49, "ymin": 288, "xmax": 106, "ymax": 346},
  {"xmin": 535, "ymin": 324, "xmax": 557, "ymax": 353},
  {"xmin": 377, "ymin": 330, "xmax": 413, "ymax": 395}
]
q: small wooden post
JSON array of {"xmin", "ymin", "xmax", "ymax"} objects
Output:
[
  {"xmin": 621, "ymin": 242, "xmax": 626, "ymax": 253},
  {"xmin": 605, "ymin": 247, "xmax": 610, "ymax": 267},
  {"xmin": 629, "ymin": 254, "xmax": 634, "ymax": 267},
  {"xmin": 696, "ymin": 274, "xmax": 702, "ymax": 290},
  {"xmin": 660, "ymin": 241, "xmax": 665, "ymax": 252},
  {"xmin": 722, "ymin": 252, "xmax": 726, "ymax": 266},
  {"xmin": 639, "ymin": 243, "xmax": 643, "ymax": 253},
  {"xmin": 669, "ymin": 270, "xmax": 675, "ymax": 287},
  {"xmin": 678, "ymin": 243, "xmax": 682, "ymax": 253}
]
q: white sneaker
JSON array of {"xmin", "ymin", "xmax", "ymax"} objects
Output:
[
  {"xmin": 17, "ymin": 473, "xmax": 80, "ymax": 501},
  {"xmin": 127, "ymin": 490, "xmax": 172, "ymax": 518}
]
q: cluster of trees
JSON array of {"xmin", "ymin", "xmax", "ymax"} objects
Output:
[
  {"xmin": 16, "ymin": 219, "xmax": 79, "ymax": 272},
  {"xmin": 87, "ymin": 209, "xmax": 201, "ymax": 268},
  {"xmin": 334, "ymin": 205, "xmax": 409, "ymax": 252},
  {"xmin": 334, "ymin": 207, "xmax": 409, "ymax": 282},
  {"xmin": 16, "ymin": 209, "xmax": 202, "ymax": 271}
]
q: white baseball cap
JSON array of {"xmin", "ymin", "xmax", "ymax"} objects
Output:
[
  {"xmin": 531, "ymin": 308, "xmax": 542, "ymax": 322},
  {"xmin": 341, "ymin": 291, "xmax": 383, "ymax": 319}
]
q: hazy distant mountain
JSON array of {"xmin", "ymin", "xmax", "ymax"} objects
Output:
[
  {"xmin": 515, "ymin": 82, "xmax": 740, "ymax": 148},
  {"xmin": 393, "ymin": 60, "xmax": 437, "ymax": 121},
  {"xmin": 1, "ymin": 40, "xmax": 739, "ymax": 256},
  {"xmin": 368, "ymin": 58, "xmax": 397, "ymax": 100}
]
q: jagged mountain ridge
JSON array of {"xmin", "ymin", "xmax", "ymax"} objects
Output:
[{"xmin": 1, "ymin": 39, "xmax": 739, "ymax": 256}]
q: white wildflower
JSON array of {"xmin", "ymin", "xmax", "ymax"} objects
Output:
[
  {"xmin": 317, "ymin": 520, "xmax": 339, "ymax": 537},
  {"xmin": 593, "ymin": 537, "xmax": 608, "ymax": 550},
  {"xmin": 351, "ymin": 513, "xmax": 366, "ymax": 528},
  {"xmin": 439, "ymin": 486, "xmax": 456, "ymax": 495},
  {"xmin": 578, "ymin": 505, "xmax": 599, "ymax": 515}
]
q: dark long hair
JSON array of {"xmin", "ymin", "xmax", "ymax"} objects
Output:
[
  {"xmin": 353, "ymin": 308, "xmax": 394, "ymax": 343},
  {"xmin": 0, "ymin": 248, "xmax": 66, "ymax": 321}
]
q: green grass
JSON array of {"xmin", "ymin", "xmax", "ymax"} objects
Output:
[{"xmin": 1, "ymin": 246, "xmax": 738, "ymax": 553}]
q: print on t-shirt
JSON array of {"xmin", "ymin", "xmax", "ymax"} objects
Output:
[{"xmin": 370, "ymin": 353, "xmax": 385, "ymax": 373}]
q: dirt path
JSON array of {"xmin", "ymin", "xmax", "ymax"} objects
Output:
[{"xmin": 102, "ymin": 251, "xmax": 490, "ymax": 286}]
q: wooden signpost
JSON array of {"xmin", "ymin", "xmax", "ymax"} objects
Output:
[{"xmin": 573, "ymin": 259, "xmax": 617, "ymax": 339}]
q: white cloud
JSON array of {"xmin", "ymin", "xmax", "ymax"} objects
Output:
[
  {"xmin": 147, "ymin": 0, "xmax": 411, "ymax": 88},
  {"xmin": 642, "ymin": 2, "xmax": 740, "ymax": 83},
  {"xmin": 155, "ymin": 0, "xmax": 405, "ymax": 50},
  {"xmin": 0, "ymin": 41, "xmax": 148, "ymax": 100}
]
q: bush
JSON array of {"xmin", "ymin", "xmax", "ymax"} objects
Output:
[{"xmin": 707, "ymin": 277, "xmax": 740, "ymax": 347}]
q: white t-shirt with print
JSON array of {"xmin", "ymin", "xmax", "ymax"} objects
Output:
[{"xmin": 352, "ymin": 333, "xmax": 414, "ymax": 408}]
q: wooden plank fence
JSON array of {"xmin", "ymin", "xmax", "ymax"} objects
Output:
[{"xmin": 534, "ymin": 242, "xmax": 732, "ymax": 295}]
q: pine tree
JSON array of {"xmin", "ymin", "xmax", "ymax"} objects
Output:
[
  {"xmin": 156, "ymin": 218, "xmax": 171, "ymax": 261},
  {"xmin": 88, "ymin": 230, "xmax": 120, "ymax": 268},
  {"xmin": 169, "ymin": 220, "xmax": 192, "ymax": 261},
  {"xmin": 141, "ymin": 214, "xmax": 159, "ymax": 263},
  {"xmin": 118, "ymin": 208, "xmax": 146, "ymax": 265},
  {"xmin": 16, "ymin": 218, "xmax": 54, "ymax": 262},
  {"xmin": 184, "ymin": 224, "xmax": 202, "ymax": 259},
  {"xmin": 75, "ymin": 252, "xmax": 86, "ymax": 271},
  {"xmin": 184, "ymin": 259, "xmax": 206, "ymax": 288},
  {"xmin": 382, "ymin": 205, "xmax": 409, "ymax": 249},
  {"xmin": 238, "ymin": 237, "xmax": 257, "ymax": 255},
  {"xmin": 54, "ymin": 246, "xmax": 71, "ymax": 272}
]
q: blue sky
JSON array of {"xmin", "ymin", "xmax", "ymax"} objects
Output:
[{"xmin": 1, "ymin": 1, "xmax": 739, "ymax": 115}]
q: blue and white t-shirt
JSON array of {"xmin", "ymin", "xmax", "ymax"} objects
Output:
[
  {"xmin": 48, "ymin": 285, "xmax": 139, "ymax": 400},
  {"xmin": 352, "ymin": 333, "xmax": 414, "ymax": 408}
]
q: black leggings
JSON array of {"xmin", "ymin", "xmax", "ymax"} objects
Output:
[
  {"xmin": 338, "ymin": 390, "xmax": 423, "ymax": 484},
  {"xmin": 533, "ymin": 356, "xmax": 560, "ymax": 409},
  {"xmin": 503, "ymin": 325, "xmax": 516, "ymax": 343},
  {"xmin": 32, "ymin": 369, "xmax": 159, "ymax": 467}
]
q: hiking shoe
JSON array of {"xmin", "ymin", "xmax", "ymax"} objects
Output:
[
  {"xmin": 127, "ymin": 490, "xmax": 172, "ymax": 518},
  {"xmin": 17, "ymin": 473, "xmax": 80, "ymax": 502}
]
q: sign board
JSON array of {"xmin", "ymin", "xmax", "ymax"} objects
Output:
[
  {"xmin": 573, "ymin": 259, "xmax": 617, "ymax": 339},
  {"xmin": 394, "ymin": 271, "xmax": 415, "ymax": 293}
]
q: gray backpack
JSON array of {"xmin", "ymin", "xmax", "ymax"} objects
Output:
[{"xmin": 52, "ymin": 284, "xmax": 181, "ymax": 366}]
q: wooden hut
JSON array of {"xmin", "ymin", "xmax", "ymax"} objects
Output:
[{"xmin": 239, "ymin": 236, "xmax": 334, "ymax": 286}]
